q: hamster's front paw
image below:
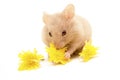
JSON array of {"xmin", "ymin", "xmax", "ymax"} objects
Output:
[{"xmin": 65, "ymin": 52, "xmax": 71, "ymax": 59}]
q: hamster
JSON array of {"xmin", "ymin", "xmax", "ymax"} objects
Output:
[{"xmin": 42, "ymin": 4, "xmax": 92, "ymax": 59}]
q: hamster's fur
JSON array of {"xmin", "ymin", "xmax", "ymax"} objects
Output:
[{"xmin": 42, "ymin": 4, "xmax": 92, "ymax": 59}]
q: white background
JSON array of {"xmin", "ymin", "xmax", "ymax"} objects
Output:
[{"xmin": 0, "ymin": 0, "xmax": 120, "ymax": 80}]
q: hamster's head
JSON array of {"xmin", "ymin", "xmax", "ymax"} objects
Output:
[{"xmin": 43, "ymin": 4, "xmax": 76, "ymax": 49}]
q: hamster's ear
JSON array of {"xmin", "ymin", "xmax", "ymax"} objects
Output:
[
  {"xmin": 62, "ymin": 4, "xmax": 75, "ymax": 20},
  {"xmin": 43, "ymin": 12, "xmax": 51, "ymax": 24}
]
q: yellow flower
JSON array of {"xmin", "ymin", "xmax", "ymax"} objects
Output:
[
  {"xmin": 46, "ymin": 43, "xmax": 70, "ymax": 64},
  {"xmin": 79, "ymin": 41, "xmax": 98, "ymax": 62},
  {"xmin": 18, "ymin": 48, "xmax": 44, "ymax": 71}
]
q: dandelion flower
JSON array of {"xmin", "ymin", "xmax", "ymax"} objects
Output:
[
  {"xmin": 46, "ymin": 43, "xmax": 70, "ymax": 64},
  {"xmin": 79, "ymin": 41, "xmax": 98, "ymax": 62},
  {"xmin": 18, "ymin": 48, "xmax": 44, "ymax": 71}
]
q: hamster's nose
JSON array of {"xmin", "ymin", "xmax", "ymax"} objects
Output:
[
  {"xmin": 54, "ymin": 43, "xmax": 61, "ymax": 49},
  {"xmin": 55, "ymin": 43, "xmax": 65, "ymax": 50},
  {"xmin": 55, "ymin": 44, "xmax": 60, "ymax": 49}
]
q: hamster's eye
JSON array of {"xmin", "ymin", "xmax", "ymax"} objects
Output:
[
  {"xmin": 62, "ymin": 30, "xmax": 66, "ymax": 36},
  {"xmin": 49, "ymin": 32, "xmax": 52, "ymax": 37}
]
